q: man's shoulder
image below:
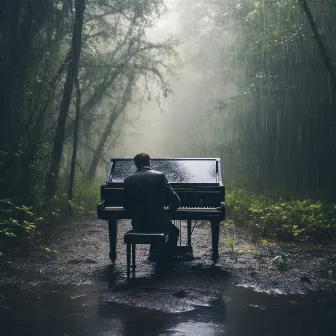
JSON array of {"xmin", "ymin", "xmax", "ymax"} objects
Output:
[
  {"xmin": 137, "ymin": 168, "xmax": 165, "ymax": 177},
  {"xmin": 148, "ymin": 169, "xmax": 164, "ymax": 176},
  {"xmin": 123, "ymin": 169, "xmax": 165, "ymax": 183},
  {"xmin": 147, "ymin": 169, "xmax": 166, "ymax": 181},
  {"xmin": 124, "ymin": 174, "xmax": 135, "ymax": 183}
]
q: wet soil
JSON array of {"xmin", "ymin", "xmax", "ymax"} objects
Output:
[{"xmin": 1, "ymin": 217, "xmax": 336, "ymax": 335}]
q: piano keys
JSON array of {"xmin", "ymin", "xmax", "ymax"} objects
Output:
[{"xmin": 97, "ymin": 158, "xmax": 226, "ymax": 263}]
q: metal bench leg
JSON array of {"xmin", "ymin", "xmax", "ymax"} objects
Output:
[
  {"xmin": 132, "ymin": 244, "xmax": 136, "ymax": 276},
  {"xmin": 127, "ymin": 244, "xmax": 131, "ymax": 278}
]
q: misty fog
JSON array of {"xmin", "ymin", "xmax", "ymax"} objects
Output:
[{"xmin": 112, "ymin": 0, "xmax": 235, "ymax": 161}]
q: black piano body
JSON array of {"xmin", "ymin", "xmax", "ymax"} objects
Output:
[{"xmin": 97, "ymin": 158, "xmax": 226, "ymax": 263}]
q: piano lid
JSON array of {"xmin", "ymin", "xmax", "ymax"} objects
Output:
[{"xmin": 106, "ymin": 158, "xmax": 222, "ymax": 184}]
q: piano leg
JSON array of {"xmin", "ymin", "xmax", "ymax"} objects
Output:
[
  {"xmin": 108, "ymin": 219, "xmax": 118, "ymax": 262},
  {"xmin": 211, "ymin": 220, "xmax": 220, "ymax": 263},
  {"xmin": 185, "ymin": 220, "xmax": 194, "ymax": 259},
  {"xmin": 187, "ymin": 220, "xmax": 192, "ymax": 247}
]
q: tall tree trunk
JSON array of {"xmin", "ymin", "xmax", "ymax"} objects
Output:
[
  {"xmin": 63, "ymin": 23, "xmax": 141, "ymax": 141},
  {"xmin": 45, "ymin": 0, "xmax": 86, "ymax": 200},
  {"xmin": 68, "ymin": 78, "xmax": 81, "ymax": 204}
]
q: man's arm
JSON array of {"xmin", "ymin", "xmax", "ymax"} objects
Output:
[
  {"xmin": 163, "ymin": 174, "xmax": 180, "ymax": 212},
  {"xmin": 123, "ymin": 178, "xmax": 134, "ymax": 217}
]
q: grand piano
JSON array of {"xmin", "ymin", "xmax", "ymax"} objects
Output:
[{"xmin": 97, "ymin": 158, "xmax": 226, "ymax": 263}]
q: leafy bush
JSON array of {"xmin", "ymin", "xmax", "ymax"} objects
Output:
[
  {"xmin": 0, "ymin": 179, "xmax": 101, "ymax": 255},
  {"xmin": 0, "ymin": 199, "xmax": 45, "ymax": 245},
  {"xmin": 226, "ymin": 189, "xmax": 336, "ymax": 242}
]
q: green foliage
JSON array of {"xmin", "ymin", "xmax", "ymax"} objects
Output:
[
  {"xmin": 232, "ymin": 0, "xmax": 307, "ymax": 57},
  {"xmin": 0, "ymin": 178, "xmax": 100, "ymax": 255},
  {"xmin": 73, "ymin": 181, "xmax": 100, "ymax": 215},
  {"xmin": 226, "ymin": 189, "xmax": 336, "ymax": 242},
  {"xmin": 52, "ymin": 178, "xmax": 100, "ymax": 216},
  {"xmin": 41, "ymin": 247, "xmax": 59, "ymax": 255},
  {"xmin": 227, "ymin": 234, "xmax": 235, "ymax": 253},
  {"xmin": 0, "ymin": 199, "xmax": 46, "ymax": 247}
]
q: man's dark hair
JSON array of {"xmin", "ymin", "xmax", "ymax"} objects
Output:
[{"xmin": 134, "ymin": 153, "xmax": 150, "ymax": 169}]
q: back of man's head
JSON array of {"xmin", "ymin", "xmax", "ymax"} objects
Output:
[{"xmin": 134, "ymin": 153, "xmax": 150, "ymax": 169}]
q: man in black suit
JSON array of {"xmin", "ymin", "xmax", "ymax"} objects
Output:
[{"xmin": 123, "ymin": 153, "xmax": 180, "ymax": 261}]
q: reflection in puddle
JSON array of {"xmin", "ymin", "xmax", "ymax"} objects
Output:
[
  {"xmin": 236, "ymin": 283, "xmax": 285, "ymax": 295},
  {"xmin": 166, "ymin": 322, "xmax": 225, "ymax": 336},
  {"xmin": 102, "ymin": 287, "xmax": 219, "ymax": 313}
]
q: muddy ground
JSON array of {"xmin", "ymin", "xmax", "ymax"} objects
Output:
[
  {"xmin": 1, "ymin": 217, "xmax": 336, "ymax": 336},
  {"xmin": 1, "ymin": 217, "xmax": 335, "ymax": 294}
]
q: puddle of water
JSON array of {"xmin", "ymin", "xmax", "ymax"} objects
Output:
[
  {"xmin": 164, "ymin": 322, "xmax": 225, "ymax": 336},
  {"xmin": 236, "ymin": 283, "xmax": 285, "ymax": 295},
  {"xmin": 1, "ymin": 283, "xmax": 336, "ymax": 336}
]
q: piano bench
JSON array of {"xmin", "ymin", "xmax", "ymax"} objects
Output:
[{"xmin": 124, "ymin": 230, "xmax": 169, "ymax": 278}]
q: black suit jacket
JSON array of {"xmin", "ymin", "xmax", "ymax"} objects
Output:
[{"xmin": 123, "ymin": 167, "xmax": 181, "ymax": 231}]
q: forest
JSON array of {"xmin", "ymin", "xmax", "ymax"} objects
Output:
[{"xmin": 1, "ymin": 0, "xmax": 336, "ymax": 252}]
